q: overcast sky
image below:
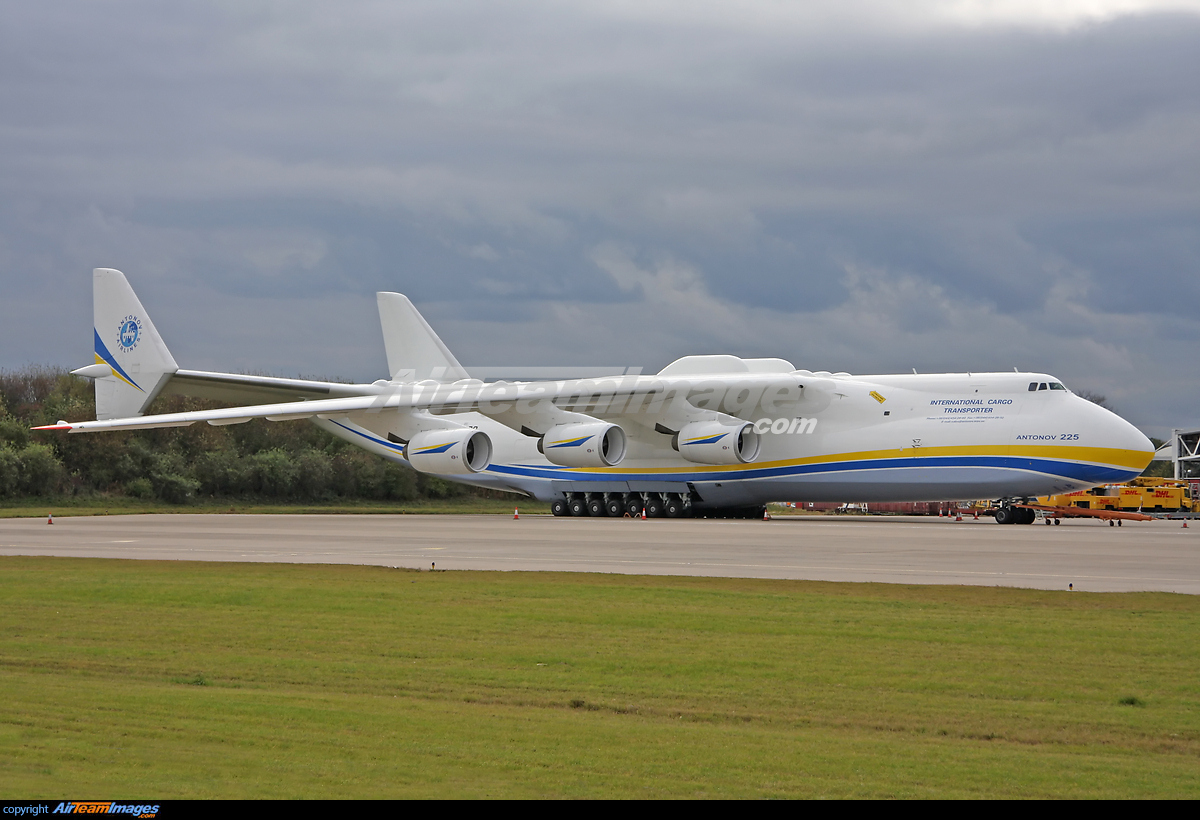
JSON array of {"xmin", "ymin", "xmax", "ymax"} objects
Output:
[{"xmin": 2, "ymin": 1, "xmax": 1198, "ymax": 437}]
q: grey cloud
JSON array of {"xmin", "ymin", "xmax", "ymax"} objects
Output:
[{"xmin": 1, "ymin": 2, "xmax": 1198, "ymax": 438}]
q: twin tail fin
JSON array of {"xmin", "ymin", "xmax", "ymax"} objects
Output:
[{"xmin": 79, "ymin": 268, "xmax": 178, "ymax": 419}]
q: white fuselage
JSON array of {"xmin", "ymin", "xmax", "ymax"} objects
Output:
[{"xmin": 316, "ymin": 370, "xmax": 1153, "ymax": 508}]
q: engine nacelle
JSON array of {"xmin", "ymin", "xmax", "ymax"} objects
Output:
[
  {"xmin": 404, "ymin": 428, "xmax": 492, "ymax": 475},
  {"xmin": 539, "ymin": 422, "xmax": 627, "ymax": 467},
  {"xmin": 675, "ymin": 420, "xmax": 760, "ymax": 465}
]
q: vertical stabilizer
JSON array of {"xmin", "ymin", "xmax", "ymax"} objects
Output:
[
  {"xmin": 377, "ymin": 292, "xmax": 469, "ymax": 382},
  {"xmin": 89, "ymin": 268, "xmax": 178, "ymax": 419}
]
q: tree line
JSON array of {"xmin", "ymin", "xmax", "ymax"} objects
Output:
[
  {"xmin": 0, "ymin": 366, "xmax": 493, "ymax": 504},
  {"xmin": 1, "ymin": 366, "xmax": 1170, "ymax": 501}
]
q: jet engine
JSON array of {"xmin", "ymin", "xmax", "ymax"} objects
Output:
[
  {"xmin": 539, "ymin": 422, "xmax": 627, "ymax": 467},
  {"xmin": 404, "ymin": 428, "xmax": 492, "ymax": 475},
  {"xmin": 675, "ymin": 420, "xmax": 760, "ymax": 465}
]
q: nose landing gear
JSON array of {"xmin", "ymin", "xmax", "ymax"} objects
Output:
[{"xmin": 994, "ymin": 503, "xmax": 1036, "ymax": 525}]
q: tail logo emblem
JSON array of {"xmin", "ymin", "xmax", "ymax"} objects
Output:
[{"xmin": 118, "ymin": 315, "xmax": 142, "ymax": 350}]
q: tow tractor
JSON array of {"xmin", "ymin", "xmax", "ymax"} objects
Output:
[{"xmin": 990, "ymin": 478, "xmax": 1197, "ymax": 525}]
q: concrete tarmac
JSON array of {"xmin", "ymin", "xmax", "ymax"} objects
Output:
[{"xmin": 2, "ymin": 512, "xmax": 1198, "ymax": 593}]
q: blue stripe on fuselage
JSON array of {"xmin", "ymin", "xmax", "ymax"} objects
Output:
[{"xmin": 319, "ymin": 420, "xmax": 1136, "ymax": 486}]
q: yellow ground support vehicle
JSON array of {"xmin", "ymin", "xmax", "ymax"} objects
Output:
[{"xmin": 1038, "ymin": 478, "xmax": 1196, "ymax": 514}]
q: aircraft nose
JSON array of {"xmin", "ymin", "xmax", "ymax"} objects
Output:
[{"xmin": 1080, "ymin": 396, "xmax": 1155, "ymax": 473}]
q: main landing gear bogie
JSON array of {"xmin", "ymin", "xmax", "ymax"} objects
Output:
[
  {"xmin": 568, "ymin": 494, "xmax": 588, "ymax": 516},
  {"xmin": 550, "ymin": 491, "xmax": 693, "ymax": 518},
  {"xmin": 643, "ymin": 494, "xmax": 664, "ymax": 518},
  {"xmin": 547, "ymin": 492, "xmax": 771, "ymax": 520}
]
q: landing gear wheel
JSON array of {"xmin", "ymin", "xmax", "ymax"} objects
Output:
[
  {"xmin": 550, "ymin": 498, "xmax": 568, "ymax": 517},
  {"xmin": 644, "ymin": 494, "xmax": 664, "ymax": 518},
  {"xmin": 1018, "ymin": 507, "xmax": 1036, "ymax": 524},
  {"xmin": 587, "ymin": 497, "xmax": 606, "ymax": 516},
  {"xmin": 623, "ymin": 494, "xmax": 643, "ymax": 517},
  {"xmin": 606, "ymin": 496, "xmax": 624, "ymax": 517},
  {"xmin": 995, "ymin": 506, "xmax": 1016, "ymax": 525},
  {"xmin": 664, "ymin": 495, "xmax": 683, "ymax": 518},
  {"xmin": 568, "ymin": 495, "xmax": 588, "ymax": 516}
]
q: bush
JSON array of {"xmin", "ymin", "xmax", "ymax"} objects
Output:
[
  {"xmin": 17, "ymin": 443, "xmax": 65, "ymax": 496},
  {"xmin": 0, "ymin": 417, "xmax": 30, "ymax": 448},
  {"xmin": 0, "ymin": 443, "xmax": 19, "ymax": 497},
  {"xmin": 248, "ymin": 449, "xmax": 299, "ymax": 497},
  {"xmin": 331, "ymin": 449, "xmax": 419, "ymax": 500},
  {"xmin": 194, "ymin": 449, "xmax": 248, "ymax": 496},
  {"xmin": 293, "ymin": 448, "xmax": 334, "ymax": 500},
  {"xmin": 418, "ymin": 474, "xmax": 468, "ymax": 499},
  {"xmin": 154, "ymin": 472, "xmax": 200, "ymax": 504},
  {"xmin": 125, "ymin": 477, "xmax": 155, "ymax": 499}
]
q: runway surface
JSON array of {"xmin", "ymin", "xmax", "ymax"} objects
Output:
[{"xmin": 3, "ymin": 512, "xmax": 1198, "ymax": 593}]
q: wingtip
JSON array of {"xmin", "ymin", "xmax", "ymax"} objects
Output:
[{"xmin": 31, "ymin": 421, "xmax": 74, "ymax": 431}]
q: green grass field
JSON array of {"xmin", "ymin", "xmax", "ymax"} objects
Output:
[
  {"xmin": 2, "ymin": 557, "xmax": 1197, "ymax": 798},
  {"xmin": 0, "ymin": 496, "xmax": 547, "ymax": 518}
]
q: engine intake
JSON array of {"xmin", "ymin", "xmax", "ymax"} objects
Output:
[
  {"xmin": 675, "ymin": 420, "xmax": 760, "ymax": 465},
  {"xmin": 539, "ymin": 422, "xmax": 627, "ymax": 467},
  {"xmin": 404, "ymin": 428, "xmax": 492, "ymax": 474}
]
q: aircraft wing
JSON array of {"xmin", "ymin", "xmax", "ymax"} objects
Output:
[
  {"xmin": 35, "ymin": 373, "xmax": 810, "ymax": 434},
  {"xmin": 34, "ymin": 393, "xmax": 391, "ymax": 432},
  {"xmin": 66, "ymin": 268, "xmax": 814, "ymax": 442},
  {"xmin": 156, "ymin": 370, "xmax": 376, "ymax": 404}
]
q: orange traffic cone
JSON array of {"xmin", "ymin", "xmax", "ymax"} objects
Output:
[
  {"xmin": 763, "ymin": 508, "xmax": 771, "ymax": 521},
  {"xmin": 47, "ymin": 513, "xmax": 53, "ymax": 525},
  {"xmin": 641, "ymin": 507, "xmax": 647, "ymax": 520},
  {"xmin": 1184, "ymin": 520, "xmax": 1189, "ymax": 528},
  {"xmin": 955, "ymin": 512, "xmax": 963, "ymax": 521},
  {"xmin": 513, "ymin": 508, "xmax": 519, "ymax": 519},
  {"xmin": 973, "ymin": 510, "xmax": 979, "ymax": 520}
]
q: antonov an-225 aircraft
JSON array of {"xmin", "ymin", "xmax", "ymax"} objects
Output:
[{"xmin": 36, "ymin": 269, "xmax": 1155, "ymax": 522}]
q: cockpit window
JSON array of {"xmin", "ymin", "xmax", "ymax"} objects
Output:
[
  {"xmin": 1038, "ymin": 383, "xmax": 1048, "ymax": 391},
  {"xmin": 1028, "ymin": 382, "xmax": 1038, "ymax": 391},
  {"xmin": 1049, "ymin": 382, "xmax": 1066, "ymax": 390}
]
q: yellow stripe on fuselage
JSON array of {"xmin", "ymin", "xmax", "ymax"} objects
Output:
[
  {"xmin": 538, "ymin": 444, "xmax": 1153, "ymax": 475},
  {"xmin": 784, "ymin": 444, "xmax": 1152, "ymax": 472}
]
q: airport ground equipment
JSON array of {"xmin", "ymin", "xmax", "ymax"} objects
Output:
[{"xmin": 1037, "ymin": 478, "xmax": 1197, "ymax": 515}]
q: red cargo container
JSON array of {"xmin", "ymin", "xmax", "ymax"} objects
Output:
[{"xmin": 791, "ymin": 501, "xmax": 951, "ymax": 515}]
